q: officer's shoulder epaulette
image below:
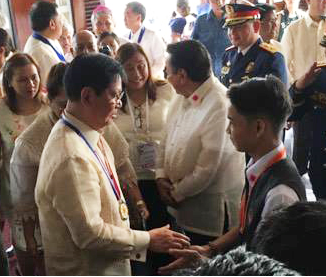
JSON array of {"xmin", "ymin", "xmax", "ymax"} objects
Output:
[
  {"xmin": 225, "ymin": 45, "xmax": 237, "ymax": 51},
  {"xmin": 316, "ymin": 61, "xmax": 326, "ymax": 68},
  {"xmin": 259, "ymin": 42, "xmax": 279, "ymax": 54}
]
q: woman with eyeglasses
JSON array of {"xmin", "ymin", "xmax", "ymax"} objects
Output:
[
  {"xmin": 0, "ymin": 53, "xmax": 48, "ymax": 272},
  {"xmin": 115, "ymin": 43, "xmax": 175, "ymax": 274}
]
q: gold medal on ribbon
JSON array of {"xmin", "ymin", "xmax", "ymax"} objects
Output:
[{"xmin": 119, "ymin": 201, "xmax": 129, "ymax": 220}]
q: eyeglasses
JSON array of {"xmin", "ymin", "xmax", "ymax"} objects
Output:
[{"xmin": 117, "ymin": 91, "xmax": 125, "ymax": 101}]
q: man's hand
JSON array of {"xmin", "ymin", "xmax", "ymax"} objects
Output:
[
  {"xmin": 148, "ymin": 225, "xmax": 190, "ymax": 253},
  {"xmin": 157, "ymin": 245, "xmax": 210, "ymax": 275},
  {"xmin": 156, "ymin": 178, "xmax": 177, "ymax": 206},
  {"xmin": 295, "ymin": 62, "xmax": 322, "ymax": 90}
]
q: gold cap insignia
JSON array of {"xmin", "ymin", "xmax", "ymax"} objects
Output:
[{"xmin": 225, "ymin": 5, "xmax": 235, "ymax": 16}]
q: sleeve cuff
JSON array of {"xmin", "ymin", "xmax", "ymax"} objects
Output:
[{"xmin": 130, "ymin": 230, "xmax": 150, "ymax": 262}]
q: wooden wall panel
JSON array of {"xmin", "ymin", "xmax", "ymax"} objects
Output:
[{"xmin": 71, "ymin": 0, "xmax": 86, "ymax": 32}]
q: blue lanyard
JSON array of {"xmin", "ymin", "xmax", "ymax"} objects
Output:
[
  {"xmin": 61, "ymin": 116, "xmax": 121, "ymax": 201},
  {"xmin": 32, "ymin": 33, "xmax": 66, "ymax": 62},
  {"xmin": 129, "ymin": 27, "xmax": 146, "ymax": 43}
]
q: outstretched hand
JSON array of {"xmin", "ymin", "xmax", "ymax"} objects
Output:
[
  {"xmin": 158, "ymin": 246, "xmax": 207, "ymax": 275},
  {"xmin": 148, "ymin": 225, "xmax": 190, "ymax": 253},
  {"xmin": 158, "ymin": 245, "xmax": 210, "ymax": 275}
]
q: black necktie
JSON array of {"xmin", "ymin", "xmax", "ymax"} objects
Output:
[{"xmin": 236, "ymin": 51, "xmax": 244, "ymax": 62}]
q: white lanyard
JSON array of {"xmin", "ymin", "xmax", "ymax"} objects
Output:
[{"xmin": 126, "ymin": 93, "xmax": 150, "ymax": 133}]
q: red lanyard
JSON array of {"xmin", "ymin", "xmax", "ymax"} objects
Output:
[
  {"xmin": 97, "ymin": 136, "xmax": 121, "ymax": 200},
  {"xmin": 239, "ymin": 147, "xmax": 286, "ymax": 233}
]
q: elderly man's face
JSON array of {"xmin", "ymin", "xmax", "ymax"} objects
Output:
[
  {"xmin": 94, "ymin": 14, "xmax": 114, "ymax": 36},
  {"xmin": 260, "ymin": 11, "xmax": 277, "ymax": 43},
  {"xmin": 74, "ymin": 32, "xmax": 97, "ymax": 56},
  {"xmin": 91, "ymin": 76, "xmax": 123, "ymax": 128},
  {"xmin": 308, "ymin": 0, "xmax": 326, "ymax": 17},
  {"xmin": 228, "ymin": 21, "xmax": 259, "ymax": 49},
  {"xmin": 209, "ymin": 0, "xmax": 224, "ymax": 13},
  {"xmin": 124, "ymin": 7, "xmax": 141, "ymax": 29},
  {"xmin": 59, "ymin": 27, "xmax": 73, "ymax": 54}
]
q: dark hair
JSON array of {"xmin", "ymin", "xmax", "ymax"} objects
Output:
[
  {"xmin": 252, "ymin": 201, "xmax": 326, "ymax": 276},
  {"xmin": 227, "ymin": 75, "xmax": 292, "ymax": 133},
  {"xmin": 0, "ymin": 28, "xmax": 14, "ymax": 57},
  {"xmin": 64, "ymin": 53, "xmax": 124, "ymax": 101},
  {"xmin": 167, "ymin": 40, "xmax": 211, "ymax": 83},
  {"xmin": 47, "ymin": 62, "xmax": 68, "ymax": 101},
  {"xmin": 30, "ymin": 1, "xmax": 58, "ymax": 32},
  {"xmin": 98, "ymin": 31, "xmax": 120, "ymax": 45},
  {"xmin": 2, "ymin": 53, "xmax": 42, "ymax": 113},
  {"xmin": 116, "ymin": 42, "xmax": 166, "ymax": 113},
  {"xmin": 175, "ymin": 246, "xmax": 300, "ymax": 276},
  {"xmin": 256, "ymin": 3, "xmax": 275, "ymax": 21},
  {"xmin": 126, "ymin": 2, "xmax": 146, "ymax": 22}
]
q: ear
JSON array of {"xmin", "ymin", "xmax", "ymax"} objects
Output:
[
  {"xmin": 0, "ymin": 46, "xmax": 5, "ymax": 55},
  {"xmin": 136, "ymin": 14, "xmax": 142, "ymax": 23},
  {"xmin": 256, "ymin": 118, "xmax": 266, "ymax": 138},
  {"xmin": 80, "ymin": 87, "xmax": 95, "ymax": 107},
  {"xmin": 177, "ymin": 68, "xmax": 188, "ymax": 85},
  {"xmin": 49, "ymin": 18, "xmax": 56, "ymax": 31},
  {"xmin": 0, "ymin": 46, "xmax": 5, "ymax": 66}
]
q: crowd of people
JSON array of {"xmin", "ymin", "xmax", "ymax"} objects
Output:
[{"xmin": 0, "ymin": 0, "xmax": 325, "ymax": 275}]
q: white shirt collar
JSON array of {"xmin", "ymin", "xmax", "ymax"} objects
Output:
[
  {"xmin": 246, "ymin": 142, "xmax": 286, "ymax": 188},
  {"xmin": 304, "ymin": 13, "xmax": 320, "ymax": 28},
  {"xmin": 130, "ymin": 25, "xmax": 144, "ymax": 40},
  {"xmin": 238, "ymin": 38, "xmax": 259, "ymax": 55},
  {"xmin": 186, "ymin": 75, "xmax": 215, "ymax": 107},
  {"xmin": 63, "ymin": 111, "xmax": 100, "ymax": 150}
]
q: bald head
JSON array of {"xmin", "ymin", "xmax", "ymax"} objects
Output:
[{"xmin": 73, "ymin": 30, "xmax": 98, "ymax": 56}]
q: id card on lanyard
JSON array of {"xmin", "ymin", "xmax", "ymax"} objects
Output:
[{"xmin": 127, "ymin": 94, "xmax": 157, "ymax": 171}]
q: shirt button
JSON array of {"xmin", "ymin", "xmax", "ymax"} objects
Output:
[
  {"xmin": 136, "ymin": 253, "xmax": 141, "ymax": 259},
  {"xmin": 323, "ymin": 164, "xmax": 326, "ymax": 169}
]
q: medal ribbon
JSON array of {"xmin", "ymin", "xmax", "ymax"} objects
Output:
[
  {"xmin": 239, "ymin": 146, "xmax": 286, "ymax": 233},
  {"xmin": 129, "ymin": 27, "xmax": 146, "ymax": 43},
  {"xmin": 32, "ymin": 32, "xmax": 66, "ymax": 62},
  {"xmin": 61, "ymin": 116, "xmax": 121, "ymax": 201}
]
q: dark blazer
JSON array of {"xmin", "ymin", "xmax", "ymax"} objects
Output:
[
  {"xmin": 220, "ymin": 38, "xmax": 288, "ymax": 87},
  {"xmin": 289, "ymin": 69, "xmax": 326, "ymax": 199}
]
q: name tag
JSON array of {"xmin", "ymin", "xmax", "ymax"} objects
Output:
[{"xmin": 137, "ymin": 142, "xmax": 156, "ymax": 170}]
